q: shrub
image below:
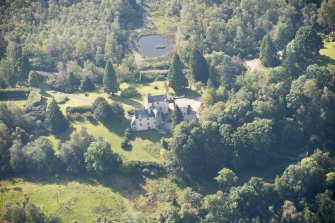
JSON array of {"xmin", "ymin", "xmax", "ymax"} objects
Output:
[
  {"xmin": 54, "ymin": 94, "xmax": 69, "ymax": 104},
  {"xmin": 25, "ymin": 89, "xmax": 42, "ymax": 111},
  {"xmin": 120, "ymin": 86, "xmax": 140, "ymax": 98},
  {"xmin": 120, "ymin": 138, "xmax": 131, "ymax": 150},
  {"xmin": 121, "ymin": 161, "xmax": 165, "ymax": 176}
]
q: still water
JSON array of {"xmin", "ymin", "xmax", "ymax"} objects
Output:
[{"xmin": 138, "ymin": 34, "xmax": 170, "ymax": 57}]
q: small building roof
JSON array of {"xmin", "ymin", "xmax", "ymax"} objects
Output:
[{"xmin": 146, "ymin": 93, "xmax": 168, "ymax": 103}]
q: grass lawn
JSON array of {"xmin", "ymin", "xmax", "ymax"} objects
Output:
[{"xmin": 320, "ymin": 41, "xmax": 335, "ymax": 60}]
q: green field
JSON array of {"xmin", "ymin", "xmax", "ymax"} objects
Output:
[
  {"xmin": 320, "ymin": 41, "xmax": 335, "ymax": 60},
  {"xmin": 0, "ymin": 178, "xmax": 131, "ymax": 222},
  {"xmin": 0, "ymin": 176, "xmax": 181, "ymax": 222}
]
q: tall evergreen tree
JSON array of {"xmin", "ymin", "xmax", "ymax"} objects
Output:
[
  {"xmin": 103, "ymin": 61, "xmax": 119, "ymax": 95},
  {"xmin": 168, "ymin": 54, "xmax": 188, "ymax": 92},
  {"xmin": 45, "ymin": 99, "xmax": 69, "ymax": 134},
  {"xmin": 190, "ymin": 49, "xmax": 209, "ymax": 83},
  {"xmin": 68, "ymin": 71, "xmax": 79, "ymax": 89},
  {"xmin": 260, "ymin": 34, "xmax": 280, "ymax": 67},
  {"xmin": 172, "ymin": 104, "xmax": 184, "ymax": 127}
]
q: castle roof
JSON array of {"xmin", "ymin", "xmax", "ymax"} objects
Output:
[{"xmin": 146, "ymin": 93, "xmax": 168, "ymax": 103}]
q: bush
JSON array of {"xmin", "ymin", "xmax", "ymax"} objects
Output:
[
  {"xmin": 66, "ymin": 106, "xmax": 92, "ymax": 115},
  {"xmin": 120, "ymin": 138, "xmax": 132, "ymax": 150},
  {"xmin": 121, "ymin": 161, "xmax": 165, "ymax": 177},
  {"xmin": 25, "ymin": 89, "xmax": 42, "ymax": 111},
  {"xmin": 120, "ymin": 86, "xmax": 140, "ymax": 98},
  {"xmin": 54, "ymin": 94, "xmax": 69, "ymax": 104}
]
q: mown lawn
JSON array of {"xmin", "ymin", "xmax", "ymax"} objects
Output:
[{"xmin": 320, "ymin": 41, "xmax": 335, "ymax": 60}]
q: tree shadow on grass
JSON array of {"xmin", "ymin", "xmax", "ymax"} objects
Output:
[
  {"xmin": 173, "ymin": 88, "xmax": 201, "ymax": 98},
  {"xmin": 12, "ymin": 172, "xmax": 148, "ymax": 199},
  {"xmin": 53, "ymin": 126, "xmax": 74, "ymax": 142},
  {"xmin": 101, "ymin": 118, "xmax": 128, "ymax": 137},
  {"xmin": 111, "ymin": 96, "xmax": 143, "ymax": 107}
]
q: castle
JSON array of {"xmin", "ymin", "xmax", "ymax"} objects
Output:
[{"xmin": 129, "ymin": 93, "xmax": 198, "ymax": 131}]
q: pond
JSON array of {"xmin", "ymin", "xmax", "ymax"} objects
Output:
[{"xmin": 138, "ymin": 34, "xmax": 170, "ymax": 58}]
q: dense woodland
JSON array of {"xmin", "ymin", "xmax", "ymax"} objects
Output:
[{"xmin": 0, "ymin": 0, "xmax": 335, "ymax": 222}]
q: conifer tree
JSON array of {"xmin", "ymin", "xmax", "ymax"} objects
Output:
[
  {"xmin": 103, "ymin": 61, "xmax": 119, "ymax": 95},
  {"xmin": 260, "ymin": 34, "xmax": 280, "ymax": 67},
  {"xmin": 168, "ymin": 54, "xmax": 188, "ymax": 92},
  {"xmin": 172, "ymin": 104, "xmax": 184, "ymax": 127},
  {"xmin": 68, "ymin": 71, "xmax": 79, "ymax": 89},
  {"xmin": 190, "ymin": 49, "xmax": 209, "ymax": 83},
  {"xmin": 45, "ymin": 99, "xmax": 69, "ymax": 134}
]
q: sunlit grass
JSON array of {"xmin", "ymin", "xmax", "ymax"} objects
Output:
[
  {"xmin": 0, "ymin": 178, "xmax": 131, "ymax": 222},
  {"xmin": 320, "ymin": 41, "xmax": 335, "ymax": 60}
]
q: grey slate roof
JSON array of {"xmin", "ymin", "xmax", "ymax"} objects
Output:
[{"xmin": 147, "ymin": 93, "xmax": 167, "ymax": 103}]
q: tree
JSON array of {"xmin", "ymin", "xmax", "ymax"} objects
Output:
[
  {"xmin": 22, "ymin": 137, "xmax": 56, "ymax": 173},
  {"xmin": 232, "ymin": 118, "xmax": 274, "ymax": 170},
  {"xmin": 168, "ymin": 53, "xmax": 188, "ymax": 92},
  {"xmin": 58, "ymin": 128, "xmax": 92, "ymax": 174},
  {"xmin": 172, "ymin": 104, "xmax": 184, "ymax": 127},
  {"xmin": 260, "ymin": 34, "xmax": 280, "ymax": 67},
  {"xmin": 282, "ymin": 26, "xmax": 323, "ymax": 76},
  {"xmin": 317, "ymin": 0, "xmax": 335, "ymax": 35},
  {"xmin": 103, "ymin": 61, "xmax": 119, "ymax": 95},
  {"xmin": 190, "ymin": 49, "xmax": 209, "ymax": 83},
  {"xmin": 45, "ymin": 99, "xmax": 69, "ymax": 134},
  {"xmin": 80, "ymin": 76, "xmax": 95, "ymax": 91},
  {"xmin": 67, "ymin": 71, "xmax": 79, "ymax": 89},
  {"xmin": 84, "ymin": 137, "xmax": 121, "ymax": 176},
  {"xmin": 28, "ymin": 71, "xmax": 39, "ymax": 87},
  {"xmin": 215, "ymin": 168, "xmax": 238, "ymax": 192}
]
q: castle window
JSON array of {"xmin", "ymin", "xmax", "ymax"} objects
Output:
[{"xmin": 140, "ymin": 123, "xmax": 142, "ymax": 126}]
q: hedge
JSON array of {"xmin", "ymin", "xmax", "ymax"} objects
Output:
[
  {"xmin": 121, "ymin": 160, "xmax": 165, "ymax": 177},
  {"xmin": 0, "ymin": 88, "xmax": 30, "ymax": 100},
  {"xmin": 66, "ymin": 106, "xmax": 92, "ymax": 115}
]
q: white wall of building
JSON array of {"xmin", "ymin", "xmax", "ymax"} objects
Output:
[{"xmin": 132, "ymin": 116, "xmax": 157, "ymax": 131}]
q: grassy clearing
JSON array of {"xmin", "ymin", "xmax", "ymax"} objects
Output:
[
  {"xmin": 0, "ymin": 176, "xmax": 182, "ymax": 221},
  {"xmin": 320, "ymin": 42, "xmax": 335, "ymax": 60},
  {"xmin": 146, "ymin": 1, "xmax": 179, "ymax": 38},
  {"xmin": 0, "ymin": 178, "xmax": 131, "ymax": 222}
]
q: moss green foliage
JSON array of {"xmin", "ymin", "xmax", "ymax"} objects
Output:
[{"xmin": 215, "ymin": 168, "xmax": 238, "ymax": 192}]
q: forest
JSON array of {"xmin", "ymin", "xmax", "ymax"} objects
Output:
[{"xmin": 0, "ymin": 0, "xmax": 335, "ymax": 222}]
